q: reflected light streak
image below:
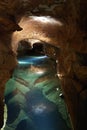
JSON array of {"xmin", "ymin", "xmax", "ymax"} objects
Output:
[
  {"xmin": 36, "ymin": 70, "xmax": 44, "ymax": 75},
  {"xmin": 18, "ymin": 60, "xmax": 33, "ymax": 65},
  {"xmin": 18, "ymin": 56, "xmax": 48, "ymax": 66},
  {"xmin": 32, "ymin": 103, "xmax": 47, "ymax": 114}
]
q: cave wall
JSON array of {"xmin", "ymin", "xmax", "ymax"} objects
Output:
[
  {"xmin": 0, "ymin": 32, "xmax": 17, "ymax": 127},
  {"xmin": 0, "ymin": 0, "xmax": 87, "ymax": 130}
]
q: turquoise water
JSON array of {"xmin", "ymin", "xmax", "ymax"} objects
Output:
[{"xmin": 4, "ymin": 55, "xmax": 72, "ymax": 130}]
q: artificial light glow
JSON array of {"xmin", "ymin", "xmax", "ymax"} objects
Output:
[
  {"xmin": 36, "ymin": 70, "xmax": 44, "ymax": 75},
  {"xmin": 32, "ymin": 103, "xmax": 47, "ymax": 114},
  {"xmin": 18, "ymin": 60, "xmax": 32, "ymax": 65},
  {"xmin": 56, "ymin": 88, "xmax": 59, "ymax": 91},
  {"xmin": 29, "ymin": 16, "xmax": 63, "ymax": 26},
  {"xmin": 57, "ymin": 73, "xmax": 63, "ymax": 79},
  {"xmin": 18, "ymin": 56, "xmax": 48, "ymax": 66},
  {"xmin": 56, "ymin": 60, "xmax": 58, "ymax": 63},
  {"xmin": 28, "ymin": 39, "xmax": 42, "ymax": 47},
  {"xmin": 30, "ymin": 65, "xmax": 45, "ymax": 74},
  {"xmin": 35, "ymin": 55, "xmax": 48, "ymax": 59}
]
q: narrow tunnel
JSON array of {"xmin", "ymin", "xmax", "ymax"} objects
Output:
[
  {"xmin": 3, "ymin": 38, "xmax": 72, "ymax": 130},
  {"xmin": 0, "ymin": 1, "xmax": 87, "ymax": 130}
]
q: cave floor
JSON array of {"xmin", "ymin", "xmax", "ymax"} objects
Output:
[{"xmin": 2, "ymin": 55, "xmax": 72, "ymax": 130}]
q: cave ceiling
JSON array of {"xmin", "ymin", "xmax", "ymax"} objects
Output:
[{"xmin": 0, "ymin": 0, "xmax": 87, "ymax": 53}]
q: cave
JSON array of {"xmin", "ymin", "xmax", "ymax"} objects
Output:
[{"xmin": 0, "ymin": 1, "xmax": 87, "ymax": 130}]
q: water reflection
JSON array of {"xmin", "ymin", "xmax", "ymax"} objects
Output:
[
  {"xmin": 18, "ymin": 56, "xmax": 48, "ymax": 67},
  {"xmin": 4, "ymin": 55, "xmax": 72, "ymax": 130}
]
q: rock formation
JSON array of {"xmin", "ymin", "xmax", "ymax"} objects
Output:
[{"xmin": 0, "ymin": 0, "xmax": 87, "ymax": 130}]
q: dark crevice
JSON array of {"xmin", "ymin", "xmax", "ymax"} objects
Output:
[
  {"xmin": 17, "ymin": 38, "xmax": 60, "ymax": 60},
  {"xmin": 75, "ymin": 52, "xmax": 87, "ymax": 66}
]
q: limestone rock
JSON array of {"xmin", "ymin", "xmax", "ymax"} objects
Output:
[{"xmin": 0, "ymin": 0, "xmax": 87, "ymax": 129}]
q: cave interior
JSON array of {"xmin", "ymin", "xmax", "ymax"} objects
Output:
[{"xmin": 0, "ymin": 0, "xmax": 87, "ymax": 130}]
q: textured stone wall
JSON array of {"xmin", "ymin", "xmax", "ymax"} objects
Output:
[
  {"xmin": 0, "ymin": 0, "xmax": 87, "ymax": 129},
  {"xmin": 0, "ymin": 33, "xmax": 17, "ymax": 128}
]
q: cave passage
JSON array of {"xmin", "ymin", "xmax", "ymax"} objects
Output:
[{"xmin": 4, "ymin": 43, "xmax": 72, "ymax": 130}]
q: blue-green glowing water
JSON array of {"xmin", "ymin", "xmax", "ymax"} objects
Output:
[{"xmin": 4, "ymin": 55, "xmax": 72, "ymax": 130}]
